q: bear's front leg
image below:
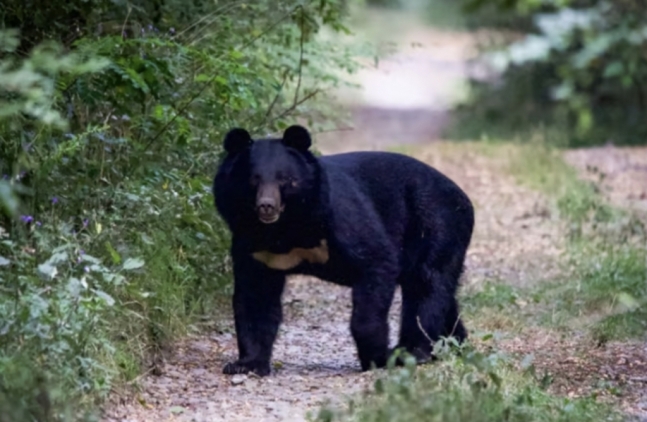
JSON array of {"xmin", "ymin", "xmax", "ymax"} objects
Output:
[
  {"xmin": 350, "ymin": 274, "xmax": 397, "ymax": 371},
  {"xmin": 223, "ymin": 256, "xmax": 286, "ymax": 377}
]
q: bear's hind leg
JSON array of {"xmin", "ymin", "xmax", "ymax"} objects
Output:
[{"xmin": 397, "ymin": 262, "xmax": 466, "ymax": 363}]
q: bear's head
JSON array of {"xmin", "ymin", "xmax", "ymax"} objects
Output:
[{"xmin": 214, "ymin": 125, "xmax": 322, "ymax": 230}]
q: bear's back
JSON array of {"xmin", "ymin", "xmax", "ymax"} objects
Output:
[
  {"xmin": 319, "ymin": 151, "xmax": 469, "ymax": 232},
  {"xmin": 318, "ymin": 151, "xmax": 458, "ymax": 197}
]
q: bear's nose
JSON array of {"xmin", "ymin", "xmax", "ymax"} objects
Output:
[{"xmin": 257, "ymin": 197, "xmax": 277, "ymax": 215}]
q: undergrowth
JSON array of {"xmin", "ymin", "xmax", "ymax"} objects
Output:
[{"xmin": 313, "ymin": 340, "xmax": 620, "ymax": 422}]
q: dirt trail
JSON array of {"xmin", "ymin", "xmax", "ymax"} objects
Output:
[{"xmin": 104, "ymin": 9, "xmax": 647, "ymax": 422}]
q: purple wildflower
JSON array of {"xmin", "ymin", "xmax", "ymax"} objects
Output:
[
  {"xmin": 51, "ymin": 197, "xmax": 59, "ymax": 204},
  {"xmin": 83, "ymin": 219, "xmax": 89, "ymax": 228},
  {"xmin": 84, "ymin": 266, "xmax": 90, "ymax": 273},
  {"xmin": 20, "ymin": 215, "xmax": 33, "ymax": 223},
  {"xmin": 36, "ymin": 221, "xmax": 42, "ymax": 227}
]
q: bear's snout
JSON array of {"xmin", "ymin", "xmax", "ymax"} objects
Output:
[{"xmin": 256, "ymin": 183, "xmax": 282, "ymax": 224}]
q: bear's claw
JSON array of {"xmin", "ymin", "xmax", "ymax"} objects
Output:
[{"xmin": 222, "ymin": 360, "xmax": 271, "ymax": 377}]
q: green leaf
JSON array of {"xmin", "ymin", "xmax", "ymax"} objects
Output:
[
  {"xmin": 67, "ymin": 277, "xmax": 84, "ymax": 297},
  {"xmin": 123, "ymin": 257, "xmax": 145, "ymax": 270},
  {"xmin": 488, "ymin": 371, "xmax": 502, "ymax": 389},
  {"xmin": 603, "ymin": 61, "xmax": 624, "ymax": 78},
  {"xmin": 576, "ymin": 108, "xmax": 593, "ymax": 133},
  {"xmin": 37, "ymin": 263, "xmax": 58, "ymax": 280},
  {"xmin": 105, "ymin": 241, "xmax": 122, "ymax": 265},
  {"xmin": 0, "ymin": 181, "xmax": 18, "ymax": 217},
  {"xmin": 552, "ymin": 82, "xmax": 573, "ymax": 101},
  {"xmin": 140, "ymin": 234, "xmax": 155, "ymax": 245},
  {"xmin": 616, "ymin": 292, "xmax": 639, "ymax": 311},
  {"xmin": 104, "ymin": 273, "xmax": 127, "ymax": 285},
  {"xmin": 47, "ymin": 252, "xmax": 69, "ymax": 265},
  {"xmin": 229, "ymin": 50, "xmax": 244, "ymax": 60},
  {"xmin": 93, "ymin": 289, "xmax": 116, "ymax": 306},
  {"xmin": 81, "ymin": 254, "xmax": 102, "ymax": 264}
]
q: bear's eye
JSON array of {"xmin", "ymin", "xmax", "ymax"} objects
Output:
[
  {"xmin": 276, "ymin": 173, "xmax": 288, "ymax": 185},
  {"xmin": 274, "ymin": 172, "xmax": 298, "ymax": 187}
]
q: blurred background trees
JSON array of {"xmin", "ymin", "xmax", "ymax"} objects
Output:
[
  {"xmin": 359, "ymin": 0, "xmax": 647, "ymax": 145},
  {"xmin": 451, "ymin": 0, "xmax": 647, "ymax": 146}
]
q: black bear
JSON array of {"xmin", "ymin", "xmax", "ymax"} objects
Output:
[{"xmin": 213, "ymin": 125, "xmax": 474, "ymax": 376}]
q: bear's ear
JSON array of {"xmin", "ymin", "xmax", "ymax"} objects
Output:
[
  {"xmin": 223, "ymin": 128, "xmax": 253, "ymax": 154},
  {"xmin": 282, "ymin": 125, "xmax": 312, "ymax": 152}
]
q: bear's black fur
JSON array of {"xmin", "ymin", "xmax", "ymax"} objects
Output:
[{"xmin": 213, "ymin": 125, "xmax": 474, "ymax": 376}]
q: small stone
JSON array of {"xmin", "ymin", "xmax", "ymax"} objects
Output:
[
  {"xmin": 231, "ymin": 374, "xmax": 247, "ymax": 385},
  {"xmin": 191, "ymin": 367, "xmax": 207, "ymax": 377}
]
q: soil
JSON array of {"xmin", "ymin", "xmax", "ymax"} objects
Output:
[{"xmin": 103, "ymin": 10, "xmax": 647, "ymax": 422}]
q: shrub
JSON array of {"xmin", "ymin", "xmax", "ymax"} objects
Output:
[{"xmin": 0, "ymin": 0, "xmax": 366, "ymax": 418}]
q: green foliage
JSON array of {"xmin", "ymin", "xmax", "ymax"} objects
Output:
[
  {"xmin": 314, "ymin": 340, "xmax": 620, "ymax": 422},
  {"xmin": 0, "ymin": 222, "xmax": 142, "ymax": 421},
  {"xmin": 453, "ymin": 0, "xmax": 647, "ymax": 146},
  {"xmin": 0, "ymin": 0, "xmax": 364, "ymax": 419}
]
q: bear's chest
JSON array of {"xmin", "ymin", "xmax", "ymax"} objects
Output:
[{"xmin": 251, "ymin": 239, "xmax": 329, "ymax": 271}]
